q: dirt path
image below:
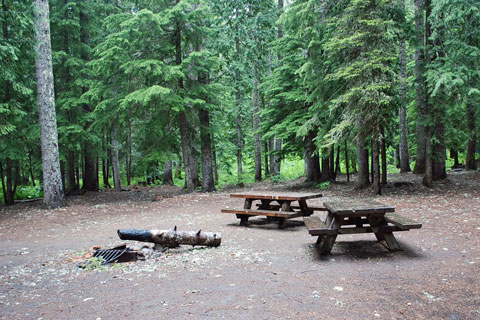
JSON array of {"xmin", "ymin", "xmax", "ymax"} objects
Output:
[{"xmin": 1, "ymin": 172, "xmax": 479, "ymax": 319}]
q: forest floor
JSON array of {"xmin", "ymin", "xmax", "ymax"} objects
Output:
[{"xmin": 0, "ymin": 171, "xmax": 479, "ymax": 320}]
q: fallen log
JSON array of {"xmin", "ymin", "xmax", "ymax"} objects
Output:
[{"xmin": 117, "ymin": 227, "xmax": 221, "ymax": 248}]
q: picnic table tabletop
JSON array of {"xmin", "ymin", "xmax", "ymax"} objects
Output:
[
  {"xmin": 229, "ymin": 191, "xmax": 323, "ymax": 201},
  {"xmin": 323, "ymin": 200, "xmax": 395, "ymax": 215}
]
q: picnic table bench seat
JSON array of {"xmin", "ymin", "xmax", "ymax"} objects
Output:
[{"xmin": 385, "ymin": 213, "xmax": 423, "ymax": 230}]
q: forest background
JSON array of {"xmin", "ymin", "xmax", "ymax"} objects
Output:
[{"xmin": 0, "ymin": 0, "xmax": 479, "ymax": 208}]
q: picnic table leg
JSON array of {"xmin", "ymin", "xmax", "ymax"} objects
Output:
[
  {"xmin": 368, "ymin": 216, "xmax": 401, "ymax": 251},
  {"xmin": 316, "ymin": 214, "xmax": 343, "ymax": 255},
  {"xmin": 298, "ymin": 200, "xmax": 313, "ymax": 216},
  {"xmin": 236, "ymin": 199, "xmax": 254, "ymax": 227},
  {"xmin": 277, "ymin": 200, "xmax": 292, "ymax": 229}
]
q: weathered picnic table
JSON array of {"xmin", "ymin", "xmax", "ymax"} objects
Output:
[
  {"xmin": 304, "ymin": 200, "xmax": 422, "ymax": 255},
  {"xmin": 221, "ymin": 191, "xmax": 323, "ymax": 229}
]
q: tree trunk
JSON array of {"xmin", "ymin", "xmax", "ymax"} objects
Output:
[
  {"xmin": 112, "ymin": 119, "xmax": 122, "ymax": 191},
  {"xmin": 329, "ymin": 146, "xmax": 335, "ymax": 181},
  {"xmin": 335, "ymin": 145, "xmax": 341, "ymax": 178},
  {"xmin": 320, "ymin": 151, "xmax": 330, "ymax": 182},
  {"xmin": 466, "ymin": 101, "xmax": 477, "ymax": 170},
  {"xmin": 381, "ymin": 127, "xmax": 387, "ymax": 185},
  {"xmin": 163, "ymin": 161, "xmax": 174, "ymax": 185},
  {"xmin": 373, "ymin": 139, "xmax": 381, "ymax": 195},
  {"xmin": 212, "ymin": 139, "xmax": 219, "ymax": 184},
  {"xmin": 264, "ymin": 141, "xmax": 270, "ymax": 176},
  {"xmin": 199, "ymin": 108, "xmax": 215, "ymax": 192},
  {"xmin": 450, "ymin": 148, "xmax": 459, "ymax": 168},
  {"xmin": 413, "ymin": 0, "xmax": 426, "ymax": 174},
  {"xmin": 305, "ymin": 130, "xmax": 320, "ymax": 183},
  {"xmin": 356, "ymin": 133, "xmax": 370, "ymax": 189},
  {"xmin": 423, "ymin": 0, "xmax": 433, "ymax": 188},
  {"xmin": 102, "ymin": 132, "xmax": 111, "ymax": 188},
  {"xmin": 4, "ymin": 158, "xmax": 15, "ymax": 205},
  {"xmin": 272, "ymin": 138, "xmax": 282, "ymax": 175},
  {"xmin": 28, "ymin": 152, "xmax": 36, "ymax": 187},
  {"xmin": 126, "ymin": 119, "xmax": 132, "ymax": 186},
  {"xmin": 117, "ymin": 228, "xmax": 221, "ymax": 248},
  {"xmin": 0, "ymin": 162, "xmax": 6, "ymax": 204},
  {"xmin": 399, "ymin": 31, "xmax": 411, "ymax": 173},
  {"xmin": 253, "ymin": 72, "xmax": 262, "ymax": 182},
  {"xmin": 83, "ymin": 148, "xmax": 97, "ymax": 191},
  {"xmin": 235, "ymin": 26, "xmax": 243, "ymax": 181},
  {"xmin": 33, "ymin": 0, "xmax": 65, "ymax": 208},
  {"xmin": 67, "ymin": 150, "xmax": 77, "ymax": 193},
  {"xmin": 345, "ymin": 140, "xmax": 350, "ymax": 182}
]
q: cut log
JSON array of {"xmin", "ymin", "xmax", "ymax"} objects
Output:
[{"xmin": 117, "ymin": 227, "xmax": 221, "ymax": 248}]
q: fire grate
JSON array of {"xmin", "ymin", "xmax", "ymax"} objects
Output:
[{"xmin": 78, "ymin": 244, "xmax": 137, "ymax": 268}]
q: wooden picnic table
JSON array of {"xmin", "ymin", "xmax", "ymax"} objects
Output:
[
  {"xmin": 304, "ymin": 200, "xmax": 422, "ymax": 255},
  {"xmin": 222, "ymin": 191, "xmax": 323, "ymax": 229}
]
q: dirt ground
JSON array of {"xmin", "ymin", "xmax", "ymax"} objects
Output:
[{"xmin": 0, "ymin": 171, "xmax": 479, "ymax": 320}]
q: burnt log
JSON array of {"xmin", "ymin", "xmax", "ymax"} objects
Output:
[{"xmin": 117, "ymin": 227, "xmax": 221, "ymax": 248}]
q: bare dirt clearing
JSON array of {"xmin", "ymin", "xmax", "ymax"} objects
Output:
[{"xmin": 1, "ymin": 172, "xmax": 479, "ymax": 319}]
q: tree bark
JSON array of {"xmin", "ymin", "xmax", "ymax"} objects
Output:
[
  {"xmin": 450, "ymin": 148, "xmax": 459, "ymax": 168},
  {"xmin": 117, "ymin": 228, "xmax": 221, "ymax": 248},
  {"xmin": 345, "ymin": 140, "xmax": 350, "ymax": 182},
  {"xmin": 33, "ymin": 0, "xmax": 65, "ymax": 208},
  {"xmin": 264, "ymin": 141, "xmax": 270, "ymax": 176},
  {"xmin": 329, "ymin": 146, "xmax": 335, "ymax": 181},
  {"xmin": 67, "ymin": 150, "xmax": 77, "ymax": 193},
  {"xmin": 320, "ymin": 150, "xmax": 330, "ymax": 182},
  {"xmin": 413, "ymin": 0, "xmax": 426, "ymax": 174},
  {"xmin": 126, "ymin": 119, "xmax": 132, "ymax": 186},
  {"xmin": 253, "ymin": 71, "xmax": 262, "ymax": 182},
  {"xmin": 305, "ymin": 130, "xmax": 320, "ymax": 182},
  {"xmin": 199, "ymin": 108, "xmax": 215, "ymax": 192},
  {"xmin": 373, "ymin": 138, "xmax": 381, "ymax": 195},
  {"xmin": 466, "ymin": 101, "xmax": 477, "ymax": 170},
  {"xmin": 235, "ymin": 25, "xmax": 243, "ymax": 181},
  {"xmin": 112, "ymin": 119, "xmax": 122, "ymax": 191},
  {"xmin": 423, "ymin": 0, "xmax": 433, "ymax": 187},
  {"xmin": 102, "ymin": 132, "xmax": 111, "ymax": 188},
  {"xmin": 399, "ymin": 30, "xmax": 411, "ymax": 173},
  {"xmin": 163, "ymin": 161, "xmax": 174, "ymax": 185},
  {"xmin": 356, "ymin": 133, "xmax": 370, "ymax": 189},
  {"xmin": 381, "ymin": 127, "xmax": 387, "ymax": 185}
]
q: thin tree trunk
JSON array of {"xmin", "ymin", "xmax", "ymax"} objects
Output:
[
  {"xmin": 235, "ymin": 25, "xmax": 243, "ymax": 181},
  {"xmin": 381, "ymin": 127, "xmax": 387, "ymax": 185},
  {"xmin": 112, "ymin": 119, "xmax": 122, "ymax": 191},
  {"xmin": 102, "ymin": 132, "xmax": 111, "ymax": 188},
  {"xmin": 320, "ymin": 150, "xmax": 330, "ymax": 182},
  {"xmin": 335, "ymin": 145, "xmax": 340, "ymax": 177},
  {"xmin": 423, "ymin": 0, "xmax": 433, "ymax": 187},
  {"xmin": 212, "ymin": 138, "xmax": 219, "ymax": 183},
  {"xmin": 33, "ymin": 0, "xmax": 65, "ymax": 208},
  {"xmin": 264, "ymin": 141, "xmax": 270, "ymax": 176},
  {"xmin": 67, "ymin": 150, "xmax": 77, "ymax": 192},
  {"xmin": 466, "ymin": 101, "xmax": 477, "ymax": 170},
  {"xmin": 199, "ymin": 108, "xmax": 215, "ymax": 192},
  {"xmin": 356, "ymin": 133, "xmax": 370, "ymax": 189},
  {"xmin": 0, "ymin": 162, "xmax": 7, "ymax": 204},
  {"xmin": 414, "ymin": 0, "xmax": 426, "ymax": 175},
  {"xmin": 329, "ymin": 146, "xmax": 335, "ymax": 181},
  {"xmin": 4, "ymin": 158, "xmax": 14, "ymax": 205},
  {"xmin": 373, "ymin": 139, "xmax": 381, "ymax": 195},
  {"xmin": 272, "ymin": 138, "xmax": 282, "ymax": 175},
  {"xmin": 399, "ymin": 29, "xmax": 411, "ymax": 173},
  {"xmin": 345, "ymin": 140, "xmax": 350, "ymax": 182},
  {"xmin": 28, "ymin": 152, "xmax": 36, "ymax": 187},
  {"xmin": 163, "ymin": 161, "xmax": 174, "ymax": 185},
  {"xmin": 252, "ymin": 71, "xmax": 262, "ymax": 182},
  {"xmin": 126, "ymin": 119, "xmax": 132, "ymax": 186}
]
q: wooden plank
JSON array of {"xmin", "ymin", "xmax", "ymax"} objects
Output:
[
  {"xmin": 257, "ymin": 204, "xmax": 327, "ymax": 211},
  {"xmin": 230, "ymin": 192, "xmax": 323, "ymax": 201},
  {"xmin": 221, "ymin": 208, "xmax": 303, "ymax": 219},
  {"xmin": 385, "ymin": 213, "xmax": 422, "ymax": 230},
  {"xmin": 304, "ymin": 216, "xmax": 338, "ymax": 236},
  {"xmin": 323, "ymin": 200, "xmax": 395, "ymax": 215}
]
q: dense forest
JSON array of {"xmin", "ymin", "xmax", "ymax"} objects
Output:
[{"xmin": 0, "ymin": 0, "xmax": 478, "ymax": 208}]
